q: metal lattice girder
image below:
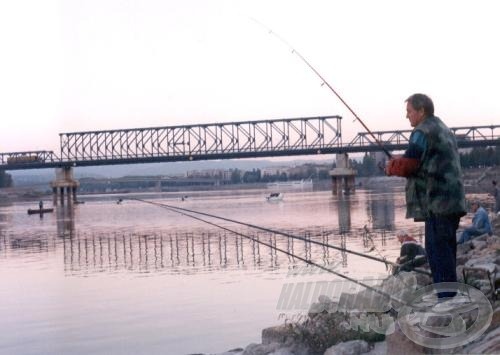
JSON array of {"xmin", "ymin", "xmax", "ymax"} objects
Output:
[
  {"xmin": 0, "ymin": 150, "xmax": 59, "ymax": 166},
  {"xmin": 1, "ymin": 121, "xmax": 499, "ymax": 170},
  {"xmin": 347, "ymin": 130, "xmax": 412, "ymax": 147},
  {"xmin": 348, "ymin": 124, "xmax": 500, "ymax": 150},
  {"xmin": 59, "ymin": 116, "xmax": 343, "ymax": 163},
  {"xmin": 450, "ymin": 125, "xmax": 500, "ymax": 142}
]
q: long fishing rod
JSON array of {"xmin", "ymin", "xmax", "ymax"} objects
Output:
[
  {"xmin": 129, "ymin": 197, "xmax": 429, "ymax": 275},
  {"xmin": 129, "ymin": 197, "xmax": 416, "ymax": 307},
  {"xmin": 130, "ymin": 197, "xmax": 396, "ymax": 267},
  {"xmin": 251, "ymin": 18, "xmax": 392, "ymax": 159}
]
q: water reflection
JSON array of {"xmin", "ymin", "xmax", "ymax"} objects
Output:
[
  {"xmin": 337, "ymin": 196, "xmax": 352, "ymax": 233},
  {"xmin": 0, "ymin": 229, "xmax": 370, "ymax": 276},
  {"xmin": 367, "ymin": 193, "xmax": 395, "ymax": 230},
  {"xmin": 56, "ymin": 204, "xmax": 75, "ymax": 237},
  {"xmin": 0, "ymin": 205, "xmax": 11, "ymax": 233},
  {"xmin": 57, "ymin": 228, "xmax": 352, "ymax": 276},
  {"xmin": 329, "ymin": 192, "xmax": 396, "ymax": 234}
]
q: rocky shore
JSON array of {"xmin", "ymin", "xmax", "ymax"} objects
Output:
[{"xmin": 210, "ymin": 215, "xmax": 500, "ymax": 355}]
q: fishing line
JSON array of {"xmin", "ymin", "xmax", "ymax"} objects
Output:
[
  {"xmin": 128, "ymin": 197, "xmax": 428, "ymax": 275},
  {"xmin": 250, "ymin": 18, "xmax": 392, "ymax": 159},
  {"xmin": 128, "ymin": 197, "xmax": 416, "ymax": 307},
  {"xmin": 131, "ymin": 197, "xmax": 396, "ymax": 267}
]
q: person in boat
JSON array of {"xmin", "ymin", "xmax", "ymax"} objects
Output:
[
  {"xmin": 393, "ymin": 229, "xmax": 427, "ymax": 274},
  {"xmin": 457, "ymin": 200, "xmax": 492, "ymax": 244},
  {"xmin": 386, "ymin": 93, "xmax": 466, "ymax": 298}
]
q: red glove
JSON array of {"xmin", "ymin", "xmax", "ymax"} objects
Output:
[{"xmin": 386, "ymin": 157, "xmax": 420, "ymax": 177}]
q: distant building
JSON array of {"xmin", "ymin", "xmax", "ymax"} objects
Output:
[
  {"xmin": 261, "ymin": 166, "xmax": 289, "ymax": 177},
  {"xmin": 186, "ymin": 169, "xmax": 231, "ymax": 181}
]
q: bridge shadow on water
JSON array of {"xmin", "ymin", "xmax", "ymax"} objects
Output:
[{"xmin": 0, "ymin": 224, "xmax": 401, "ymax": 277}]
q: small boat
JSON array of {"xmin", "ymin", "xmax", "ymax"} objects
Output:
[
  {"xmin": 27, "ymin": 208, "xmax": 54, "ymax": 215},
  {"xmin": 266, "ymin": 192, "xmax": 284, "ymax": 202}
]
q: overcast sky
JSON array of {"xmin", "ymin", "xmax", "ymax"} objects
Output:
[{"xmin": 1, "ymin": 0, "xmax": 499, "ymax": 154}]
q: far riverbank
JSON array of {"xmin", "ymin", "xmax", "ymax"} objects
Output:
[{"xmin": 1, "ymin": 166, "xmax": 498, "ymax": 204}]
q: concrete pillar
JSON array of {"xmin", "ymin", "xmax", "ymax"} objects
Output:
[
  {"xmin": 331, "ymin": 176, "xmax": 338, "ymax": 195},
  {"xmin": 345, "ymin": 176, "xmax": 356, "ymax": 194},
  {"xmin": 51, "ymin": 167, "xmax": 80, "ymax": 205},
  {"xmin": 329, "ymin": 153, "xmax": 357, "ymax": 195}
]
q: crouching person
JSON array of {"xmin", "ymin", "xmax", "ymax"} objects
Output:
[
  {"xmin": 393, "ymin": 230, "xmax": 427, "ymax": 274},
  {"xmin": 458, "ymin": 200, "xmax": 493, "ymax": 244}
]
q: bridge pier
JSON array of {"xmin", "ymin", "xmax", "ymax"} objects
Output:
[
  {"xmin": 51, "ymin": 167, "xmax": 79, "ymax": 205},
  {"xmin": 329, "ymin": 153, "xmax": 357, "ymax": 195}
]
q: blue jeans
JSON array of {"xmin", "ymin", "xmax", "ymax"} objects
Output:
[
  {"xmin": 425, "ymin": 215, "xmax": 460, "ymax": 298},
  {"xmin": 458, "ymin": 227, "xmax": 484, "ymax": 244}
]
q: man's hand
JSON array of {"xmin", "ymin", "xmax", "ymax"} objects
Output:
[{"xmin": 386, "ymin": 157, "xmax": 420, "ymax": 177}]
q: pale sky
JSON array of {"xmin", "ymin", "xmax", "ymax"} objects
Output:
[{"xmin": 1, "ymin": 0, "xmax": 499, "ymax": 154}]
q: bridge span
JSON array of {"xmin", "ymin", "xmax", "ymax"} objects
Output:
[
  {"xmin": 1, "ymin": 116, "xmax": 499, "ymax": 171},
  {"xmin": 1, "ymin": 115, "xmax": 498, "ymax": 201}
]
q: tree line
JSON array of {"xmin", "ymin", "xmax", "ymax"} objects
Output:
[{"xmin": 230, "ymin": 164, "xmax": 331, "ymax": 184}]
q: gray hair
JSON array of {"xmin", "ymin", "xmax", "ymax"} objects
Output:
[
  {"xmin": 406, "ymin": 93, "xmax": 434, "ymax": 117},
  {"xmin": 396, "ymin": 230, "xmax": 409, "ymax": 238}
]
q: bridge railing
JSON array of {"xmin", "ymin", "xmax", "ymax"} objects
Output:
[
  {"xmin": 347, "ymin": 130, "xmax": 412, "ymax": 147},
  {"xmin": 58, "ymin": 116, "xmax": 342, "ymax": 162},
  {"xmin": 347, "ymin": 124, "xmax": 500, "ymax": 148}
]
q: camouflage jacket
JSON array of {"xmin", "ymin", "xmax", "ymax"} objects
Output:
[{"xmin": 405, "ymin": 116, "xmax": 466, "ymax": 220}]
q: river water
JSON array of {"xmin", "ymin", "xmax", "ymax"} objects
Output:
[{"xmin": 0, "ymin": 186, "xmax": 427, "ymax": 354}]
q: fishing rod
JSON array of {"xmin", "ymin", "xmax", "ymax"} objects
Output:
[
  {"xmin": 128, "ymin": 197, "xmax": 416, "ymax": 307},
  {"xmin": 128, "ymin": 197, "xmax": 429, "ymax": 275},
  {"xmin": 131, "ymin": 197, "xmax": 394, "ymax": 267},
  {"xmin": 251, "ymin": 18, "xmax": 393, "ymax": 159}
]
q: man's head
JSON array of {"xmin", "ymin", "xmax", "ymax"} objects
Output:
[
  {"xmin": 396, "ymin": 229, "xmax": 409, "ymax": 243},
  {"xmin": 493, "ymin": 180, "xmax": 497, "ymax": 186},
  {"xmin": 405, "ymin": 93, "xmax": 434, "ymax": 127},
  {"xmin": 470, "ymin": 200, "xmax": 480, "ymax": 212}
]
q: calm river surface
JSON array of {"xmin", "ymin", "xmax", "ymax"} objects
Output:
[{"xmin": 0, "ymin": 186, "xmax": 427, "ymax": 354}]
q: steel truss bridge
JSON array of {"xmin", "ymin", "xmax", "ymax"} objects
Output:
[{"xmin": 1, "ymin": 115, "xmax": 499, "ymax": 170}]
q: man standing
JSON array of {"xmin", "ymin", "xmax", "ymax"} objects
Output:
[{"xmin": 386, "ymin": 93, "xmax": 466, "ymax": 298}]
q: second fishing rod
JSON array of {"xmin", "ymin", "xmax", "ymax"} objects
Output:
[
  {"xmin": 127, "ymin": 197, "xmax": 427, "ymax": 273},
  {"xmin": 127, "ymin": 197, "xmax": 420, "ymax": 308}
]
